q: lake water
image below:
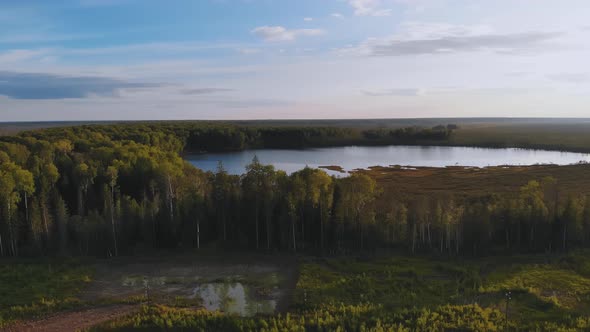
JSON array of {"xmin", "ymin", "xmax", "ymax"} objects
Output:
[{"xmin": 185, "ymin": 145, "xmax": 590, "ymax": 175}]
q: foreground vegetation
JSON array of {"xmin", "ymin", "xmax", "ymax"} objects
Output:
[
  {"xmin": 86, "ymin": 253, "xmax": 590, "ymax": 331},
  {"xmin": 4, "ymin": 253, "xmax": 590, "ymax": 330},
  {"xmin": 0, "ymin": 260, "xmax": 93, "ymax": 327}
]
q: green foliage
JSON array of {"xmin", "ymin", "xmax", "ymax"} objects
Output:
[
  {"xmin": 0, "ymin": 261, "xmax": 93, "ymax": 327},
  {"xmin": 92, "ymin": 303, "xmax": 509, "ymax": 332},
  {"xmin": 2, "ymin": 121, "xmax": 590, "ymax": 258},
  {"xmin": 483, "ymin": 264, "xmax": 590, "ymax": 310}
]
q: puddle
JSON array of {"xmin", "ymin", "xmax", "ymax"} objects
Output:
[
  {"xmin": 190, "ymin": 282, "xmax": 276, "ymax": 316},
  {"xmin": 119, "ymin": 275, "xmax": 278, "ymax": 317}
]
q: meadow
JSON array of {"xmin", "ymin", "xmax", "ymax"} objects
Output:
[
  {"xmin": 0, "ymin": 260, "xmax": 93, "ymax": 328},
  {"xmin": 83, "ymin": 253, "xmax": 590, "ymax": 331}
]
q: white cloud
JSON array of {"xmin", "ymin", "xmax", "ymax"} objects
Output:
[
  {"xmin": 237, "ymin": 48, "xmax": 261, "ymax": 55},
  {"xmin": 180, "ymin": 88, "xmax": 235, "ymax": 95},
  {"xmin": 337, "ymin": 22, "xmax": 562, "ymax": 56},
  {"xmin": 396, "ymin": 22, "xmax": 494, "ymax": 40},
  {"xmin": 303, "ymin": 17, "xmax": 313, "ymax": 21},
  {"xmin": 362, "ymin": 88, "xmax": 423, "ymax": 96},
  {"xmin": 64, "ymin": 41, "xmax": 241, "ymax": 55},
  {"xmin": 251, "ymin": 26, "xmax": 325, "ymax": 42},
  {"xmin": 547, "ymin": 73, "xmax": 590, "ymax": 83},
  {"xmin": 349, "ymin": 0, "xmax": 392, "ymax": 16},
  {"xmin": 0, "ymin": 49, "xmax": 49, "ymax": 64},
  {"xmin": 330, "ymin": 13, "xmax": 344, "ymax": 19},
  {"xmin": 0, "ymin": 32, "xmax": 98, "ymax": 44}
]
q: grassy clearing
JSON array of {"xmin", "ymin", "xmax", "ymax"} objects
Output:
[
  {"xmin": 293, "ymin": 255, "xmax": 590, "ymax": 330},
  {"xmin": 0, "ymin": 260, "xmax": 93, "ymax": 327},
  {"xmin": 483, "ymin": 265, "xmax": 590, "ymax": 308},
  {"xmin": 294, "ymin": 257, "xmax": 480, "ymax": 310},
  {"xmin": 6, "ymin": 254, "xmax": 590, "ymax": 330},
  {"xmin": 91, "ymin": 254, "xmax": 590, "ymax": 331}
]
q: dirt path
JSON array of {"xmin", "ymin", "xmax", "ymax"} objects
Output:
[{"xmin": 3, "ymin": 305, "xmax": 138, "ymax": 332}]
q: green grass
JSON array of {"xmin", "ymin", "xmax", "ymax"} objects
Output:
[
  {"xmin": 0, "ymin": 260, "xmax": 93, "ymax": 327},
  {"xmin": 6, "ymin": 254, "xmax": 590, "ymax": 330},
  {"xmin": 483, "ymin": 265, "xmax": 590, "ymax": 308},
  {"xmin": 91, "ymin": 303, "xmax": 512, "ymax": 332},
  {"xmin": 295, "ymin": 257, "xmax": 481, "ymax": 311},
  {"xmin": 293, "ymin": 255, "xmax": 590, "ymax": 330}
]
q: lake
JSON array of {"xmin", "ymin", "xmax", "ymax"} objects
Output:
[{"xmin": 185, "ymin": 145, "xmax": 590, "ymax": 175}]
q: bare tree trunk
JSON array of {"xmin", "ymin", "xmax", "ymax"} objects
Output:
[
  {"xmin": 301, "ymin": 213, "xmax": 305, "ymax": 250},
  {"xmin": 563, "ymin": 224, "xmax": 567, "ymax": 252},
  {"xmin": 455, "ymin": 226, "xmax": 459, "ymax": 254},
  {"xmin": 266, "ymin": 208, "xmax": 271, "ymax": 251},
  {"xmin": 359, "ymin": 219, "xmax": 363, "ymax": 250},
  {"xmin": 446, "ymin": 224, "xmax": 450, "ymax": 251},
  {"xmin": 255, "ymin": 197, "xmax": 259, "ymax": 250},
  {"xmin": 24, "ymin": 192, "xmax": 29, "ymax": 225},
  {"xmin": 168, "ymin": 175, "xmax": 174, "ymax": 221},
  {"xmin": 411, "ymin": 223, "xmax": 416, "ymax": 254},
  {"xmin": 517, "ymin": 220, "xmax": 521, "ymax": 249},
  {"xmin": 110, "ymin": 185, "xmax": 118, "ymax": 257},
  {"xmin": 223, "ymin": 214, "xmax": 227, "ymax": 242},
  {"xmin": 291, "ymin": 214, "xmax": 297, "ymax": 252},
  {"xmin": 78, "ymin": 187, "xmax": 84, "ymax": 216},
  {"xmin": 196, "ymin": 219, "xmax": 200, "ymax": 249},
  {"xmin": 42, "ymin": 200, "xmax": 49, "ymax": 241},
  {"xmin": 357, "ymin": 207, "xmax": 364, "ymax": 251},
  {"xmin": 8, "ymin": 201, "xmax": 16, "ymax": 256},
  {"xmin": 320, "ymin": 203, "xmax": 324, "ymax": 252}
]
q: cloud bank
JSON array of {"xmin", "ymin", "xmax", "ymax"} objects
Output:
[
  {"xmin": 252, "ymin": 26, "xmax": 325, "ymax": 42},
  {"xmin": 0, "ymin": 71, "xmax": 160, "ymax": 99}
]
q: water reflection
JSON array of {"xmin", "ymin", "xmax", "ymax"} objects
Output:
[
  {"xmin": 190, "ymin": 282, "xmax": 276, "ymax": 316},
  {"xmin": 185, "ymin": 145, "xmax": 590, "ymax": 175},
  {"xmin": 120, "ymin": 276, "xmax": 278, "ymax": 317}
]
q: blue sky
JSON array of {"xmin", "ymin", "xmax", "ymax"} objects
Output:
[{"xmin": 1, "ymin": 0, "xmax": 590, "ymax": 121}]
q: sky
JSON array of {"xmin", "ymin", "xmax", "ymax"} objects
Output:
[{"xmin": 0, "ymin": 0, "xmax": 589, "ymax": 121}]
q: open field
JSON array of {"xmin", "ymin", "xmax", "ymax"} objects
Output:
[
  {"xmin": 79, "ymin": 253, "xmax": 590, "ymax": 331},
  {"xmin": 0, "ymin": 260, "xmax": 93, "ymax": 328},
  {"xmin": 363, "ymin": 163, "xmax": 590, "ymax": 202},
  {"xmin": 4, "ymin": 253, "xmax": 590, "ymax": 331},
  {"xmin": 0, "ymin": 254, "xmax": 297, "ymax": 331}
]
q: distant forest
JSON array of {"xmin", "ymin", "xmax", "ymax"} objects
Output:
[{"xmin": 0, "ymin": 123, "xmax": 588, "ymax": 257}]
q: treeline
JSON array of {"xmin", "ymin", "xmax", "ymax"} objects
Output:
[
  {"xmin": 1, "ymin": 123, "xmax": 589, "ymax": 257},
  {"xmin": 19, "ymin": 122, "xmax": 456, "ymax": 153}
]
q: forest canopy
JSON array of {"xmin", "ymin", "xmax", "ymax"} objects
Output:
[{"xmin": 0, "ymin": 122, "xmax": 588, "ymax": 257}]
